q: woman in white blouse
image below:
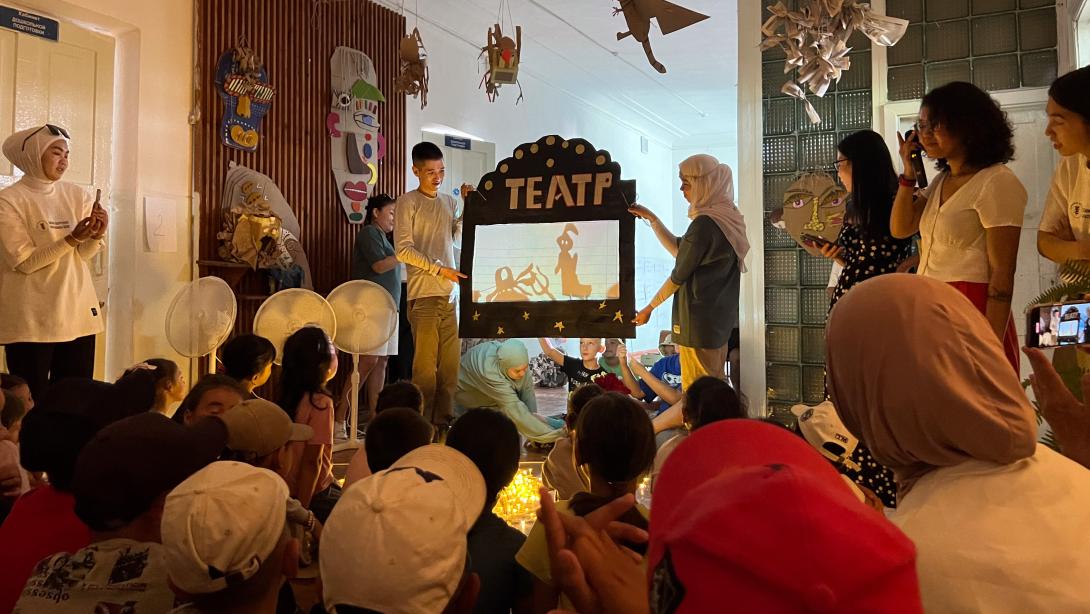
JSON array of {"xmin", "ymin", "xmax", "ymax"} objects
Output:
[
  {"xmin": 0, "ymin": 125, "xmax": 108, "ymax": 397},
  {"xmin": 890, "ymin": 82, "xmax": 1025, "ymax": 373},
  {"xmin": 1037, "ymin": 66, "xmax": 1090, "ymax": 265}
]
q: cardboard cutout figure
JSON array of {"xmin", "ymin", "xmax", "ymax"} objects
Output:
[
  {"xmin": 329, "ymin": 46, "xmax": 386, "ymax": 224},
  {"xmin": 481, "ymin": 23, "xmax": 523, "ymax": 103},
  {"xmin": 614, "ymin": 0, "xmax": 709, "ymax": 73},
  {"xmin": 778, "ymin": 173, "xmax": 848, "ymax": 257},
  {"xmin": 396, "ymin": 27, "xmax": 429, "ymax": 109},
  {"xmin": 217, "ymin": 162, "xmax": 313, "ymax": 290},
  {"xmin": 460, "ymin": 136, "xmax": 636, "ymax": 338},
  {"xmin": 214, "ymin": 45, "xmax": 275, "ymax": 151}
]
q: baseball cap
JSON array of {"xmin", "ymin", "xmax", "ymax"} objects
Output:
[
  {"xmin": 72, "ymin": 412, "xmax": 229, "ymax": 531},
  {"xmin": 320, "ymin": 444, "xmax": 485, "ymax": 613},
  {"xmin": 790, "ymin": 401, "xmax": 858, "ymax": 463},
  {"xmin": 162, "ymin": 461, "xmax": 289, "ymax": 594},
  {"xmin": 225, "ymin": 398, "xmax": 313, "ymax": 457},
  {"xmin": 649, "ymin": 420, "xmax": 921, "ymax": 613}
]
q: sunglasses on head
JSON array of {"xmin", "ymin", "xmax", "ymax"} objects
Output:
[{"xmin": 22, "ymin": 124, "xmax": 70, "ymax": 151}]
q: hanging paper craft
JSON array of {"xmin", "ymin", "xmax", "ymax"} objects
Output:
[
  {"xmin": 329, "ymin": 46, "xmax": 386, "ymax": 224},
  {"xmin": 776, "ymin": 173, "xmax": 848, "ymax": 258},
  {"xmin": 761, "ymin": 1, "xmax": 908, "ymax": 123},
  {"xmin": 396, "ymin": 27, "xmax": 429, "ymax": 109},
  {"xmin": 216, "ymin": 162, "xmax": 314, "ymax": 290},
  {"xmin": 460, "ymin": 136, "xmax": 636, "ymax": 339},
  {"xmin": 613, "ymin": 0, "xmax": 710, "ymax": 74},
  {"xmin": 214, "ymin": 43, "xmax": 275, "ymax": 151},
  {"xmin": 481, "ymin": 23, "xmax": 523, "ymax": 103}
]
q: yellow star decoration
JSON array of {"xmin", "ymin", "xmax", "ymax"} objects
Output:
[
  {"xmin": 472, "ymin": 311, "xmax": 480, "ymax": 321},
  {"xmin": 598, "ymin": 301, "xmax": 607, "ymax": 310},
  {"xmin": 522, "ymin": 311, "xmax": 530, "ymax": 321},
  {"xmin": 554, "ymin": 321, "xmax": 565, "ymax": 333},
  {"xmin": 497, "ymin": 326, "xmax": 505, "ymax": 335},
  {"xmin": 613, "ymin": 310, "xmax": 624, "ymax": 322}
]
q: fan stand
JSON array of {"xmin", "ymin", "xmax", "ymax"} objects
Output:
[{"xmin": 333, "ymin": 353, "xmax": 363, "ymax": 452}]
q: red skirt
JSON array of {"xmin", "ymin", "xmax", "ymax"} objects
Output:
[{"xmin": 948, "ymin": 281, "xmax": 1020, "ymax": 375}]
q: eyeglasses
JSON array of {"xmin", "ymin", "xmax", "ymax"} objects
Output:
[
  {"xmin": 833, "ymin": 158, "xmax": 849, "ymax": 168},
  {"xmin": 914, "ymin": 120, "xmax": 940, "ymax": 135},
  {"xmin": 22, "ymin": 124, "xmax": 69, "ymax": 151}
]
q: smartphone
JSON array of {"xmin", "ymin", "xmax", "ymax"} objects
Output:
[
  {"xmin": 1026, "ymin": 300, "xmax": 1090, "ymax": 348},
  {"xmin": 904, "ymin": 130, "xmax": 929, "ymax": 189},
  {"xmin": 800, "ymin": 233, "xmax": 832, "ymax": 249},
  {"xmin": 92, "ymin": 189, "xmax": 103, "ymax": 211}
]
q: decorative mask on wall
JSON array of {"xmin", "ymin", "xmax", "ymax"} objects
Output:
[
  {"xmin": 214, "ymin": 43, "xmax": 275, "ymax": 152},
  {"xmin": 481, "ymin": 23, "xmax": 523, "ymax": 103},
  {"xmin": 396, "ymin": 27, "xmax": 429, "ymax": 109},
  {"xmin": 328, "ymin": 46, "xmax": 386, "ymax": 224},
  {"xmin": 778, "ymin": 173, "xmax": 848, "ymax": 257}
]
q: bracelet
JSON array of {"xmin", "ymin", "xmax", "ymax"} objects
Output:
[
  {"xmin": 305, "ymin": 511, "xmax": 316, "ymax": 532},
  {"xmin": 898, "ymin": 174, "xmax": 917, "ymax": 188}
]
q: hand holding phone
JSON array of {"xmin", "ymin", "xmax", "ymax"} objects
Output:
[
  {"xmin": 904, "ymin": 131, "xmax": 929, "ymax": 189},
  {"xmin": 800, "ymin": 233, "xmax": 831, "ymax": 248}
]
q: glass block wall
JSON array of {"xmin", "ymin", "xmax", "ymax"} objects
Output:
[
  {"xmin": 761, "ymin": 17, "xmax": 873, "ymax": 412},
  {"xmin": 886, "ymin": 0, "xmax": 1058, "ymax": 100}
]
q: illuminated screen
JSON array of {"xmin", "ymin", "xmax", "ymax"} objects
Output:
[{"xmin": 471, "ymin": 221, "xmax": 620, "ymax": 303}]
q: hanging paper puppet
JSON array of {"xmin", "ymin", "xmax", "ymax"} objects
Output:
[
  {"xmin": 761, "ymin": 1, "xmax": 908, "ymax": 123},
  {"xmin": 396, "ymin": 27, "xmax": 429, "ymax": 109},
  {"xmin": 481, "ymin": 23, "xmax": 523, "ymax": 103},
  {"xmin": 214, "ymin": 44, "xmax": 275, "ymax": 151},
  {"xmin": 216, "ymin": 162, "xmax": 314, "ymax": 290},
  {"xmin": 613, "ymin": 0, "xmax": 709, "ymax": 74},
  {"xmin": 776, "ymin": 173, "xmax": 848, "ymax": 258},
  {"xmin": 329, "ymin": 46, "xmax": 386, "ymax": 224}
]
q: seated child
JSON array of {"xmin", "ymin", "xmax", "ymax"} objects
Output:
[
  {"xmin": 542, "ymin": 384, "xmax": 605, "ymax": 500},
  {"xmin": 538, "ymin": 338, "xmax": 608, "ymax": 392},
  {"xmin": 0, "ymin": 390, "xmax": 29, "ymax": 496},
  {"xmin": 221, "ymin": 334, "xmax": 276, "ymax": 398},
  {"xmin": 363, "ymin": 407, "xmax": 434, "ymax": 473},
  {"xmin": 517, "ymin": 392, "xmax": 655, "ymax": 612}
]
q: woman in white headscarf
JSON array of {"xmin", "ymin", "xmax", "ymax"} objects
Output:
[
  {"xmin": 630, "ymin": 154, "xmax": 748, "ymax": 431},
  {"xmin": 0, "ymin": 125, "xmax": 108, "ymax": 398}
]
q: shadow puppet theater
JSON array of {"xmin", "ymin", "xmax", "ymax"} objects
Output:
[{"xmin": 459, "ymin": 136, "xmax": 636, "ymax": 340}]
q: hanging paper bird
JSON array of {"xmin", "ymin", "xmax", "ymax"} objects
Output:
[{"xmin": 613, "ymin": 0, "xmax": 710, "ymax": 73}]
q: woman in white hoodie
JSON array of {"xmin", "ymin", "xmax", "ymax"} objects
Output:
[
  {"xmin": 0, "ymin": 125, "xmax": 108, "ymax": 397},
  {"xmin": 827, "ymin": 273, "xmax": 1090, "ymax": 613}
]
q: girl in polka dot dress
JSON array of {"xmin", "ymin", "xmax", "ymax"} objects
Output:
[{"xmin": 821, "ymin": 130, "xmax": 912, "ymax": 310}]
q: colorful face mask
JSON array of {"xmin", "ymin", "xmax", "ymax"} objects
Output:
[
  {"xmin": 329, "ymin": 46, "xmax": 386, "ymax": 224},
  {"xmin": 215, "ymin": 47, "xmax": 274, "ymax": 152},
  {"xmin": 780, "ymin": 173, "xmax": 847, "ymax": 257}
]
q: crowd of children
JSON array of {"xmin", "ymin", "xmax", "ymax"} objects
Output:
[{"xmin": 3, "ymin": 66, "xmax": 1090, "ymax": 613}]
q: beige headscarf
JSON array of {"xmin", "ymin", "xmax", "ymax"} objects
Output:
[
  {"xmin": 2, "ymin": 125, "xmax": 68, "ymax": 188},
  {"xmin": 679, "ymin": 154, "xmax": 749, "ymax": 272},
  {"xmin": 826, "ymin": 274, "xmax": 1036, "ymax": 494}
]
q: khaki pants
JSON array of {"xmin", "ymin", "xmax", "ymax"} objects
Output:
[
  {"xmin": 407, "ymin": 296, "xmax": 460, "ymax": 424},
  {"xmin": 679, "ymin": 344, "xmax": 728, "ymax": 390}
]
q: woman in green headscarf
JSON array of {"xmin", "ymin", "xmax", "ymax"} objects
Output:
[{"xmin": 456, "ymin": 339, "xmax": 564, "ymax": 443}]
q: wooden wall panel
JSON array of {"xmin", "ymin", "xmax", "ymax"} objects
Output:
[{"xmin": 195, "ymin": 0, "xmax": 406, "ymax": 329}]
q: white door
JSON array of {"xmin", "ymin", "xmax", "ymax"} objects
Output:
[{"xmin": 0, "ymin": 23, "xmax": 115, "ymax": 377}]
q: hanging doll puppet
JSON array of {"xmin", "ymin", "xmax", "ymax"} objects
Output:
[
  {"xmin": 328, "ymin": 46, "xmax": 386, "ymax": 224},
  {"xmin": 396, "ymin": 27, "xmax": 429, "ymax": 109},
  {"xmin": 215, "ymin": 43, "xmax": 275, "ymax": 151},
  {"xmin": 613, "ymin": 0, "xmax": 709, "ymax": 74},
  {"xmin": 481, "ymin": 23, "xmax": 523, "ymax": 103}
]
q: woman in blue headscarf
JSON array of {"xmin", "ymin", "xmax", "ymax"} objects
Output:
[{"xmin": 456, "ymin": 339, "xmax": 564, "ymax": 442}]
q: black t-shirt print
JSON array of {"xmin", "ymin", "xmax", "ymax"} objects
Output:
[{"xmin": 562, "ymin": 356, "xmax": 607, "ymax": 392}]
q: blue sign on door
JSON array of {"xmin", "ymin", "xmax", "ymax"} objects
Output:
[
  {"xmin": 0, "ymin": 7, "xmax": 59, "ymax": 42},
  {"xmin": 445, "ymin": 135, "xmax": 471, "ymax": 150}
]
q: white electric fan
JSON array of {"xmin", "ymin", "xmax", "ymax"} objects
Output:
[
  {"xmin": 251, "ymin": 288, "xmax": 338, "ymax": 366},
  {"xmin": 327, "ymin": 280, "xmax": 398, "ymax": 451},
  {"xmin": 165, "ymin": 276, "xmax": 238, "ymax": 374}
]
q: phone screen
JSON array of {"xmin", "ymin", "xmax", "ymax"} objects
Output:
[{"xmin": 1027, "ymin": 301, "xmax": 1090, "ymax": 348}]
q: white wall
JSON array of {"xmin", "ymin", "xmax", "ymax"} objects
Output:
[
  {"xmin": 28, "ymin": 0, "xmax": 195, "ymax": 379},
  {"xmin": 407, "ymin": 20, "xmax": 679, "ymax": 353}
]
